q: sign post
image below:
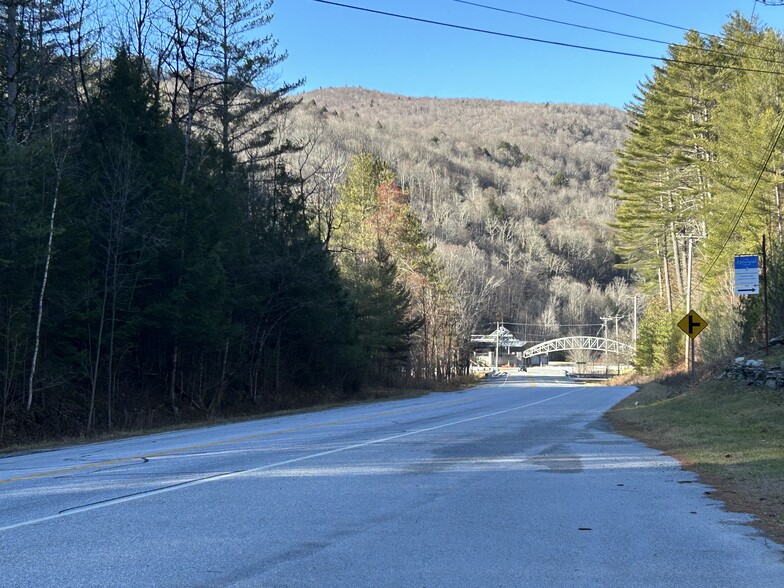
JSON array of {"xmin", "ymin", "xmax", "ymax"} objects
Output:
[{"xmin": 678, "ymin": 310, "xmax": 707, "ymax": 381}]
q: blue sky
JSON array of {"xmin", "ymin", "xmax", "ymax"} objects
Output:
[{"xmin": 268, "ymin": 0, "xmax": 784, "ymax": 108}]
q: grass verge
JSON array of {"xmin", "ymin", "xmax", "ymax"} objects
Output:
[{"xmin": 608, "ymin": 371, "xmax": 784, "ymax": 545}]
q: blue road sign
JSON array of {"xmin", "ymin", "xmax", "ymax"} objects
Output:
[{"xmin": 734, "ymin": 255, "xmax": 760, "ymax": 295}]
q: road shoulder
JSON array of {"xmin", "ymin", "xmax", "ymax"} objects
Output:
[{"xmin": 607, "ymin": 377, "xmax": 784, "ymax": 547}]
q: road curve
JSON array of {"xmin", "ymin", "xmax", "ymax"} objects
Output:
[{"xmin": 1, "ymin": 367, "xmax": 782, "ymax": 587}]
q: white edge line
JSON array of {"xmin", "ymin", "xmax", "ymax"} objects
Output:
[{"xmin": 0, "ymin": 388, "xmax": 583, "ymax": 533}]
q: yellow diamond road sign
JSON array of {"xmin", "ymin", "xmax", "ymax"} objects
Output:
[{"xmin": 678, "ymin": 310, "xmax": 707, "ymax": 339}]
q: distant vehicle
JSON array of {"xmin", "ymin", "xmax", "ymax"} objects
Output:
[{"xmin": 518, "ymin": 364, "xmax": 527, "ymax": 372}]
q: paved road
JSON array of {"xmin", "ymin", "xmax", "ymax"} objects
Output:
[{"xmin": 1, "ymin": 368, "xmax": 782, "ymax": 587}]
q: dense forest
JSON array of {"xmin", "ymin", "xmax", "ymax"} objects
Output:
[
  {"xmin": 613, "ymin": 12, "xmax": 784, "ymax": 369},
  {"xmin": 0, "ymin": 0, "xmax": 367, "ymax": 443},
  {"xmin": 4, "ymin": 2, "xmax": 779, "ymax": 445}
]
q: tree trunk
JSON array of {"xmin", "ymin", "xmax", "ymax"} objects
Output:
[
  {"xmin": 274, "ymin": 330, "xmax": 282, "ymax": 395},
  {"xmin": 670, "ymin": 227, "xmax": 683, "ymax": 297},
  {"xmin": 663, "ymin": 249, "xmax": 673, "ymax": 314},
  {"xmin": 27, "ymin": 153, "xmax": 64, "ymax": 410},
  {"xmin": 209, "ymin": 337, "xmax": 230, "ymax": 412},
  {"xmin": 106, "ymin": 244, "xmax": 124, "ymax": 430},
  {"xmin": 169, "ymin": 344, "xmax": 178, "ymax": 412},
  {"xmin": 87, "ymin": 251, "xmax": 111, "ymax": 431}
]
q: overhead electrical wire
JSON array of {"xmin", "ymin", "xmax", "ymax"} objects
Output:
[
  {"xmin": 311, "ymin": 0, "xmax": 784, "ymax": 77},
  {"xmin": 562, "ymin": 0, "xmax": 696, "ymax": 33},
  {"xmin": 697, "ymin": 108, "xmax": 784, "ymax": 287},
  {"xmin": 311, "ymin": 0, "xmax": 784, "ymax": 281},
  {"xmin": 453, "ymin": 0, "xmax": 784, "ymax": 67},
  {"xmin": 454, "ymin": 0, "xmax": 680, "ymax": 46},
  {"xmin": 562, "ymin": 0, "xmax": 781, "ymax": 54}
]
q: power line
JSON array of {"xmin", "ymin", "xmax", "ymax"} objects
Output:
[
  {"xmin": 562, "ymin": 0, "xmax": 695, "ymax": 33},
  {"xmin": 563, "ymin": 0, "xmax": 780, "ymax": 54},
  {"xmin": 697, "ymin": 107, "xmax": 784, "ymax": 286},
  {"xmin": 454, "ymin": 0, "xmax": 677, "ymax": 45},
  {"xmin": 311, "ymin": 0, "xmax": 784, "ymax": 299},
  {"xmin": 453, "ymin": 0, "xmax": 784, "ymax": 67},
  {"xmin": 311, "ymin": 1, "xmax": 784, "ymax": 77}
]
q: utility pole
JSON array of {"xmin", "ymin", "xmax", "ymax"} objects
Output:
[
  {"xmin": 763, "ymin": 235, "xmax": 770, "ymax": 356},
  {"xmin": 495, "ymin": 320, "xmax": 500, "ymax": 370},
  {"xmin": 494, "ymin": 312, "xmax": 502, "ymax": 371},
  {"xmin": 602, "ymin": 314, "xmax": 622, "ymax": 374},
  {"xmin": 684, "ymin": 235, "xmax": 704, "ymax": 377},
  {"xmin": 685, "ymin": 236, "xmax": 693, "ymax": 371},
  {"xmin": 614, "ymin": 315, "xmax": 621, "ymax": 373},
  {"xmin": 600, "ymin": 315, "xmax": 609, "ymax": 344},
  {"xmin": 683, "ymin": 235, "xmax": 703, "ymax": 373},
  {"xmin": 600, "ymin": 316, "xmax": 612, "ymax": 371}
]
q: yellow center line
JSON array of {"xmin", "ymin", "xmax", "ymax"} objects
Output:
[{"xmin": 0, "ymin": 385, "xmax": 517, "ymax": 486}]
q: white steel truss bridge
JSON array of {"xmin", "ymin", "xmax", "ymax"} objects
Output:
[{"xmin": 522, "ymin": 336, "xmax": 635, "ymax": 358}]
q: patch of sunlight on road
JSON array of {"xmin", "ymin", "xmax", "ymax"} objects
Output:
[
  {"xmin": 1, "ymin": 473, "xmax": 216, "ymax": 499},
  {"xmin": 242, "ymin": 453, "xmax": 675, "ymax": 478}
]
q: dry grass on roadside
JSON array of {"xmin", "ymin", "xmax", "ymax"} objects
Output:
[{"xmin": 609, "ymin": 374, "xmax": 784, "ymax": 545}]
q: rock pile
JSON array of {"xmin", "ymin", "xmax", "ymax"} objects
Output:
[{"xmin": 720, "ymin": 357, "xmax": 784, "ymax": 389}]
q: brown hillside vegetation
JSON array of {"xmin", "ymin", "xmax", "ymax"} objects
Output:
[{"xmin": 285, "ymin": 87, "xmax": 633, "ymax": 343}]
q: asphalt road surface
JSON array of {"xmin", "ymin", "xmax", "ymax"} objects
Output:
[{"xmin": 1, "ymin": 367, "xmax": 782, "ymax": 587}]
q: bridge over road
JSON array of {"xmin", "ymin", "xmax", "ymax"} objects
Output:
[{"xmin": 522, "ymin": 336, "xmax": 635, "ymax": 359}]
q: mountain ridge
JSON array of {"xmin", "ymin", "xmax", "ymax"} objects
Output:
[{"xmin": 287, "ymin": 86, "xmax": 634, "ymax": 341}]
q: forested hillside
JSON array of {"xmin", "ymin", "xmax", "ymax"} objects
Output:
[
  {"xmin": 613, "ymin": 13, "xmax": 784, "ymax": 368},
  {"xmin": 284, "ymin": 88, "xmax": 634, "ymax": 347},
  {"xmin": 0, "ymin": 0, "xmax": 672, "ymax": 447}
]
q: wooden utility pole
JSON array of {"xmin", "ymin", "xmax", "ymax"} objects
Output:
[
  {"xmin": 763, "ymin": 235, "xmax": 770, "ymax": 356},
  {"xmin": 685, "ymin": 237, "xmax": 693, "ymax": 371},
  {"xmin": 495, "ymin": 320, "xmax": 500, "ymax": 370},
  {"xmin": 684, "ymin": 235, "xmax": 703, "ymax": 372},
  {"xmin": 600, "ymin": 316, "xmax": 609, "ymax": 369}
]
